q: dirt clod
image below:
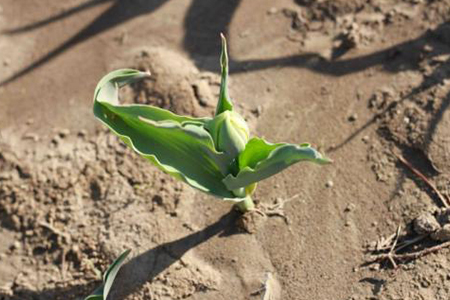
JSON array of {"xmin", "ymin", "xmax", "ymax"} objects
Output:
[{"xmin": 414, "ymin": 213, "xmax": 440, "ymax": 235}]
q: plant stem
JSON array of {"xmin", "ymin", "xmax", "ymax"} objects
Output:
[{"xmin": 236, "ymin": 196, "xmax": 255, "ymax": 212}]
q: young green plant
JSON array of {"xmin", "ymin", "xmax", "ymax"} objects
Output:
[
  {"xmin": 93, "ymin": 34, "xmax": 330, "ymax": 212},
  {"xmin": 85, "ymin": 249, "xmax": 130, "ymax": 300}
]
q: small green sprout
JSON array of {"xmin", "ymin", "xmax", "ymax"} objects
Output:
[
  {"xmin": 93, "ymin": 35, "xmax": 330, "ymax": 212},
  {"xmin": 84, "ymin": 249, "xmax": 130, "ymax": 300}
]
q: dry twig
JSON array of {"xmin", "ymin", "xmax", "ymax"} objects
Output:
[
  {"xmin": 367, "ymin": 152, "xmax": 450, "ymax": 268},
  {"xmin": 374, "ymin": 232, "xmax": 397, "ymax": 251},
  {"xmin": 370, "ymin": 240, "xmax": 450, "ymax": 263},
  {"xmin": 393, "ymin": 152, "xmax": 449, "ymax": 208},
  {"xmin": 385, "ymin": 225, "xmax": 402, "ymax": 268},
  {"xmin": 39, "ymin": 221, "xmax": 70, "ymax": 241},
  {"xmin": 394, "ymin": 234, "xmax": 428, "ymax": 253}
]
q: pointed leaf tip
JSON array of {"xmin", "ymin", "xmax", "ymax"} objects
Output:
[
  {"xmin": 84, "ymin": 249, "xmax": 131, "ymax": 300},
  {"xmin": 220, "ymin": 33, "xmax": 228, "ymax": 68},
  {"xmin": 103, "ymin": 249, "xmax": 131, "ymax": 300},
  {"xmin": 215, "ymin": 34, "xmax": 234, "ymax": 116}
]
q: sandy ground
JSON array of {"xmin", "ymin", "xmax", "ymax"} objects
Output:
[{"xmin": 1, "ymin": 0, "xmax": 450, "ymax": 299}]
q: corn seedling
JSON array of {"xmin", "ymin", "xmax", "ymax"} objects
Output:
[
  {"xmin": 93, "ymin": 35, "xmax": 330, "ymax": 212},
  {"xmin": 84, "ymin": 249, "xmax": 130, "ymax": 300}
]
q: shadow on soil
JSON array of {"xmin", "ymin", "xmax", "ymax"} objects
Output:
[
  {"xmin": 0, "ymin": 0, "xmax": 169, "ymax": 86},
  {"xmin": 376, "ymin": 54, "xmax": 450, "ymax": 205},
  {"xmin": 2, "ymin": 1, "xmax": 449, "ymax": 153},
  {"xmin": 0, "ymin": 0, "xmax": 242, "ymax": 86},
  {"xmin": 1, "ymin": 0, "xmax": 448, "ymax": 89},
  {"xmin": 359, "ymin": 277, "xmax": 386, "ymax": 296},
  {"xmin": 0, "ymin": 209, "xmax": 241, "ymax": 300}
]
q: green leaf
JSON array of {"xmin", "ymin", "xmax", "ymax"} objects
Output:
[
  {"xmin": 93, "ymin": 69, "xmax": 235, "ymax": 198},
  {"xmin": 215, "ymin": 34, "xmax": 234, "ymax": 116},
  {"xmin": 223, "ymin": 137, "xmax": 331, "ymax": 190},
  {"xmin": 84, "ymin": 286, "xmax": 103, "ymax": 300},
  {"xmin": 205, "ymin": 110, "xmax": 249, "ymax": 161},
  {"xmin": 85, "ymin": 295, "xmax": 103, "ymax": 300},
  {"xmin": 94, "ymin": 69, "xmax": 150, "ymax": 106},
  {"xmin": 84, "ymin": 249, "xmax": 130, "ymax": 300},
  {"xmin": 103, "ymin": 249, "xmax": 131, "ymax": 300}
]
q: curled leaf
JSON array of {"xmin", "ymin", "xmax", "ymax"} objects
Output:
[
  {"xmin": 94, "ymin": 70, "xmax": 235, "ymax": 198},
  {"xmin": 223, "ymin": 137, "xmax": 330, "ymax": 190}
]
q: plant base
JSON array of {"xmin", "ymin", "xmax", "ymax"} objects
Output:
[{"xmin": 235, "ymin": 196, "xmax": 255, "ymax": 212}]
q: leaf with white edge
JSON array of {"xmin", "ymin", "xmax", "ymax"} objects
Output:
[
  {"xmin": 223, "ymin": 137, "xmax": 331, "ymax": 190},
  {"xmin": 84, "ymin": 286, "xmax": 103, "ymax": 300},
  {"xmin": 84, "ymin": 249, "xmax": 130, "ymax": 300},
  {"xmin": 93, "ymin": 69, "xmax": 235, "ymax": 198},
  {"xmin": 85, "ymin": 295, "xmax": 103, "ymax": 300},
  {"xmin": 92, "ymin": 38, "xmax": 331, "ymax": 212},
  {"xmin": 103, "ymin": 249, "xmax": 131, "ymax": 300},
  {"xmin": 94, "ymin": 69, "xmax": 150, "ymax": 106}
]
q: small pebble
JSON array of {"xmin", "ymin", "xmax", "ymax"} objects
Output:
[
  {"xmin": 23, "ymin": 133, "xmax": 39, "ymax": 142},
  {"xmin": 78, "ymin": 129, "xmax": 87, "ymax": 137},
  {"xmin": 420, "ymin": 277, "xmax": 431, "ymax": 288},
  {"xmin": 348, "ymin": 114, "xmax": 358, "ymax": 122},
  {"xmin": 58, "ymin": 128, "xmax": 70, "ymax": 138},
  {"xmin": 422, "ymin": 44, "xmax": 433, "ymax": 53},
  {"xmin": 267, "ymin": 7, "xmax": 278, "ymax": 15},
  {"xmin": 11, "ymin": 215, "xmax": 20, "ymax": 229},
  {"xmin": 361, "ymin": 135, "xmax": 369, "ymax": 143},
  {"xmin": 10, "ymin": 241, "xmax": 21, "ymax": 252},
  {"xmin": 51, "ymin": 135, "xmax": 60, "ymax": 145},
  {"xmin": 325, "ymin": 180, "xmax": 334, "ymax": 188},
  {"xmin": 286, "ymin": 111, "xmax": 294, "ymax": 118},
  {"xmin": 251, "ymin": 105, "xmax": 263, "ymax": 117},
  {"xmin": 344, "ymin": 203, "xmax": 356, "ymax": 212},
  {"xmin": 369, "ymin": 263, "xmax": 380, "ymax": 271}
]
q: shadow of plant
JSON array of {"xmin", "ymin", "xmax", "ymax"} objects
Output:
[{"xmin": 0, "ymin": 209, "xmax": 241, "ymax": 300}]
